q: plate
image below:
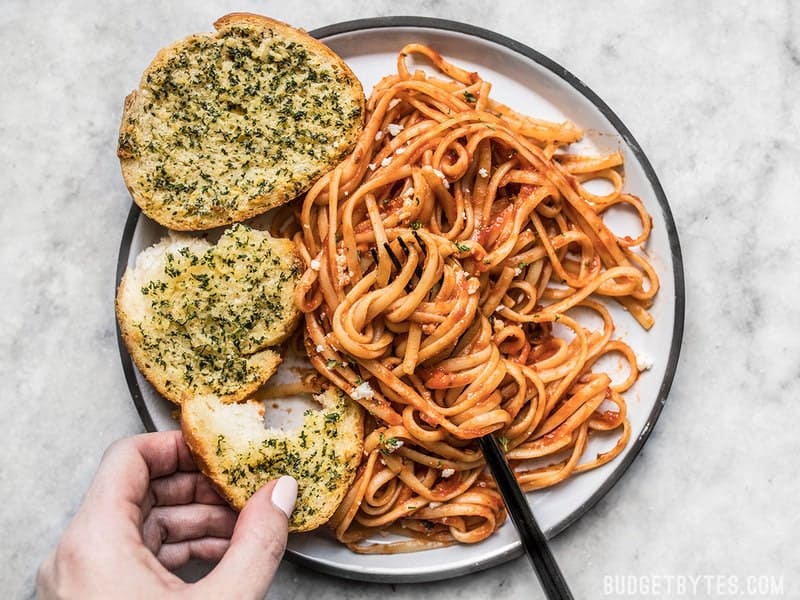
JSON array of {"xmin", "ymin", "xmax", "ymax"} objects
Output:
[{"xmin": 115, "ymin": 17, "xmax": 684, "ymax": 583}]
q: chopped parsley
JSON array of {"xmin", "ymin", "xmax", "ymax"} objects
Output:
[
  {"xmin": 136, "ymin": 225, "xmax": 299, "ymax": 397},
  {"xmin": 219, "ymin": 391, "xmax": 358, "ymax": 529},
  {"xmin": 125, "ymin": 25, "xmax": 362, "ymax": 224}
]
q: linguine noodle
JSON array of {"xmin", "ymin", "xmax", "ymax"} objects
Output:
[{"xmin": 271, "ymin": 44, "xmax": 658, "ymax": 553}]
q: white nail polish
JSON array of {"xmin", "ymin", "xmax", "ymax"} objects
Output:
[{"xmin": 271, "ymin": 476, "xmax": 298, "ymax": 518}]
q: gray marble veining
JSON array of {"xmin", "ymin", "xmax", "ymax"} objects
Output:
[{"xmin": 2, "ymin": 1, "xmax": 799, "ymax": 598}]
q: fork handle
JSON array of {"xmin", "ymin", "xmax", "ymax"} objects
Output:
[{"xmin": 479, "ymin": 435, "xmax": 574, "ymax": 600}]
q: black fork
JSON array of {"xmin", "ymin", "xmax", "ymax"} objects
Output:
[{"xmin": 376, "ymin": 234, "xmax": 574, "ymax": 600}]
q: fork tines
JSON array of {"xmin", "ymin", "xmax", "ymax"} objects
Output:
[
  {"xmin": 397, "ymin": 237, "xmax": 424, "ymax": 281},
  {"xmin": 374, "ymin": 234, "xmax": 427, "ymax": 294},
  {"xmin": 383, "ymin": 242, "xmax": 404, "ymax": 271}
]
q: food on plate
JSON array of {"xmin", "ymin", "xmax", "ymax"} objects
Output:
[
  {"xmin": 116, "ymin": 224, "xmax": 301, "ymax": 404},
  {"xmin": 117, "ymin": 13, "xmax": 365, "ymax": 231},
  {"xmin": 116, "ymin": 14, "xmax": 661, "ymax": 551},
  {"xmin": 275, "ymin": 43, "xmax": 659, "ymax": 552},
  {"xmin": 181, "ymin": 386, "xmax": 363, "ymax": 532}
]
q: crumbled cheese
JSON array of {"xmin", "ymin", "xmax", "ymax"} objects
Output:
[
  {"xmin": 387, "ymin": 123, "xmax": 404, "ymax": 136},
  {"xmin": 636, "ymin": 352, "xmax": 654, "ymax": 371},
  {"xmin": 494, "ymin": 318, "xmax": 505, "ymax": 328},
  {"xmin": 374, "ymin": 130, "xmax": 384, "ymax": 141},
  {"xmin": 368, "ymin": 163, "xmax": 377, "ymax": 171},
  {"xmin": 432, "ymin": 168, "xmax": 449, "ymax": 189},
  {"xmin": 351, "ymin": 381, "xmax": 374, "ymax": 400},
  {"xmin": 388, "ymin": 98, "xmax": 400, "ymax": 109},
  {"xmin": 441, "ymin": 468, "xmax": 455, "ymax": 478},
  {"xmin": 403, "ymin": 186, "xmax": 415, "ymax": 197},
  {"xmin": 479, "ymin": 167, "xmax": 489, "ymax": 178},
  {"xmin": 386, "ymin": 439, "xmax": 403, "ymax": 452},
  {"xmin": 514, "ymin": 267, "xmax": 523, "ymax": 276},
  {"xmin": 381, "ymin": 156, "xmax": 393, "ymax": 167},
  {"xmin": 315, "ymin": 344, "xmax": 324, "ymax": 353},
  {"xmin": 395, "ymin": 146, "xmax": 406, "ymax": 155},
  {"xmin": 335, "ymin": 252, "xmax": 350, "ymax": 286},
  {"xmin": 494, "ymin": 304, "xmax": 505, "ymax": 312},
  {"xmin": 310, "ymin": 258, "xmax": 321, "ymax": 271}
]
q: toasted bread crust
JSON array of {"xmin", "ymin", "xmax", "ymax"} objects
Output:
[
  {"xmin": 181, "ymin": 388, "xmax": 364, "ymax": 531},
  {"xmin": 118, "ymin": 13, "xmax": 365, "ymax": 231},
  {"xmin": 116, "ymin": 226, "xmax": 301, "ymax": 404}
]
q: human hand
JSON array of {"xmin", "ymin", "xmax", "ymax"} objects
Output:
[{"xmin": 37, "ymin": 430, "xmax": 297, "ymax": 599}]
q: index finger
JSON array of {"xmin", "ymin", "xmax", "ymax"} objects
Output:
[
  {"xmin": 86, "ymin": 430, "xmax": 199, "ymax": 512},
  {"xmin": 130, "ymin": 430, "xmax": 198, "ymax": 479}
]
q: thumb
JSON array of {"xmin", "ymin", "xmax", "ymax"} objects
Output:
[{"xmin": 199, "ymin": 476, "xmax": 297, "ymax": 599}]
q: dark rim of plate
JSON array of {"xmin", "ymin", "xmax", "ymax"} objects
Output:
[{"xmin": 115, "ymin": 16, "xmax": 685, "ymax": 584}]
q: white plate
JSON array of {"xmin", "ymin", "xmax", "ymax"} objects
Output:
[{"xmin": 116, "ymin": 17, "xmax": 684, "ymax": 583}]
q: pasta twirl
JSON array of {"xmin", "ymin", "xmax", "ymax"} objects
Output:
[{"xmin": 273, "ymin": 44, "xmax": 658, "ymax": 553}]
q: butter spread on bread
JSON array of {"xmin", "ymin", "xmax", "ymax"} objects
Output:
[
  {"xmin": 116, "ymin": 224, "xmax": 301, "ymax": 404},
  {"xmin": 182, "ymin": 387, "xmax": 364, "ymax": 531},
  {"xmin": 118, "ymin": 13, "xmax": 365, "ymax": 230}
]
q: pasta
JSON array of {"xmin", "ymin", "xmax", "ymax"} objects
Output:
[{"xmin": 272, "ymin": 44, "xmax": 658, "ymax": 553}]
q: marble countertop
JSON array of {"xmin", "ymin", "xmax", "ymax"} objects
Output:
[{"xmin": 2, "ymin": 1, "xmax": 798, "ymax": 598}]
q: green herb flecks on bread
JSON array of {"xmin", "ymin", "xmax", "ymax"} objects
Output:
[
  {"xmin": 116, "ymin": 224, "xmax": 301, "ymax": 404},
  {"xmin": 118, "ymin": 13, "xmax": 365, "ymax": 230},
  {"xmin": 181, "ymin": 387, "xmax": 364, "ymax": 532}
]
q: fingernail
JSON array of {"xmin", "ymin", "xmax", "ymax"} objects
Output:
[{"xmin": 271, "ymin": 476, "xmax": 298, "ymax": 519}]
